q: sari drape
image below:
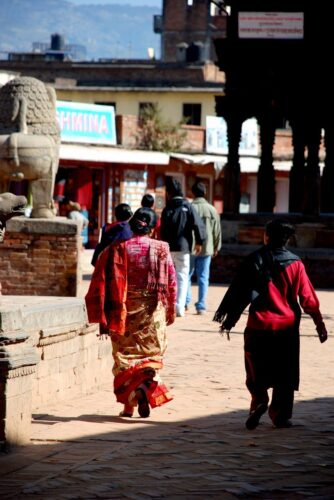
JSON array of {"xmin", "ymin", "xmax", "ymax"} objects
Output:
[{"xmin": 85, "ymin": 235, "xmax": 177, "ymax": 410}]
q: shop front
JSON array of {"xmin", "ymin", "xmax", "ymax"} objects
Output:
[{"xmin": 56, "ymin": 144, "xmax": 170, "ymax": 248}]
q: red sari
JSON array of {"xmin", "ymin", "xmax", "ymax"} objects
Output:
[{"xmin": 85, "ymin": 235, "xmax": 177, "ymax": 410}]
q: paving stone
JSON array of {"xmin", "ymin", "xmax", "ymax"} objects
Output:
[{"xmin": 0, "ymin": 254, "xmax": 333, "ymax": 498}]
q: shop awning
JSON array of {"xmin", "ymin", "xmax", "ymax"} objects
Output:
[
  {"xmin": 170, "ymin": 153, "xmax": 293, "ymax": 174},
  {"xmin": 60, "ymin": 143, "xmax": 170, "ymax": 165},
  {"xmin": 60, "ymin": 144, "xmax": 306, "ymax": 173}
]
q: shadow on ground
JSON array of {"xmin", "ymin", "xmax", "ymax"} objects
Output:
[{"xmin": 1, "ymin": 397, "xmax": 334, "ymax": 499}]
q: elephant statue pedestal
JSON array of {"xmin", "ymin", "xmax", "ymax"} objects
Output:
[{"xmin": 0, "ymin": 217, "xmax": 84, "ymax": 297}]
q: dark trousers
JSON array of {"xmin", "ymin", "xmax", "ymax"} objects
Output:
[
  {"xmin": 247, "ymin": 380, "xmax": 294, "ymax": 424},
  {"xmin": 244, "ymin": 326, "xmax": 299, "ymax": 424}
]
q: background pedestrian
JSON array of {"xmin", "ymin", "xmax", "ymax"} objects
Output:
[
  {"xmin": 141, "ymin": 193, "xmax": 160, "ymax": 239},
  {"xmin": 186, "ymin": 181, "xmax": 221, "ymax": 315},
  {"xmin": 160, "ymin": 176, "xmax": 206, "ymax": 317},
  {"xmin": 91, "ymin": 203, "xmax": 133, "ymax": 266}
]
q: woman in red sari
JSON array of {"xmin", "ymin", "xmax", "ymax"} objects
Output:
[{"xmin": 85, "ymin": 207, "xmax": 177, "ymax": 418}]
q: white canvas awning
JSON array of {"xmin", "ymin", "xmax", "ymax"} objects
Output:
[
  {"xmin": 60, "ymin": 143, "xmax": 170, "ymax": 165},
  {"xmin": 170, "ymin": 153, "xmax": 293, "ymax": 174},
  {"xmin": 59, "ymin": 144, "xmax": 304, "ymax": 173}
]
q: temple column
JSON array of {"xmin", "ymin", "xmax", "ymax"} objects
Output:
[
  {"xmin": 303, "ymin": 124, "xmax": 322, "ymax": 215},
  {"xmin": 289, "ymin": 118, "xmax": 305, "ymax": 213},
  {"xmin": 321, "ymin": 124, "xmax": 334, "ymax": 213},
  {"xmin": 222, "ymin": 115, "xmax": 242, "ymax": 213},
  {"xmin": 257, "ymin": 116, "xmax": 276, "ymax": 212}
]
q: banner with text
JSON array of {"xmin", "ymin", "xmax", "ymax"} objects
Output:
[{"xmin": 56, "ymin": 100, "xmax": 116, "ymax": 145}]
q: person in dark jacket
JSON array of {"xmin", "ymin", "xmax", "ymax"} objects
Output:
[
  {"xmin": 91, "ymin": 203, "xmax": 133, "ymax": 267},
  {"xmin": 160, "ymin": 176, "xmax": 206, "ymax": 317},
  {"xmin": 213, "ymin": 219, "xmax": 328, "ymax": 430}
]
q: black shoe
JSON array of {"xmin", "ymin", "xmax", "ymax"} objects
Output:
[
  {"xmin": 273, "ymin": 419, "xmax": 292, "ymax": 429},
  {"xmin": 136, "ymin": 388, "xmax": 150, "ymax": 418},
  {"xmin": 245, "ymin": 403, "xmax": 268, "ymax": 430}
]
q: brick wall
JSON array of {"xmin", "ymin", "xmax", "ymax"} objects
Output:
[
  {"xmin": 209, "ymin": 215, "xmax": 334, "ymax": 288},
  {"xmin": 273, "ymin": 130, "xmax": 325, "ymax": 160},
  {"xmin": 116, "ymin": 114, "xmax": 138, "ymax": 148},
  {"xmin": 181, "ymin": 124, "xmax": 205, "ymax": 152},
  {"xmin": 162, "ymin": 0, "xmax": 226, "ymax": 62},
  {"xmin": 0, "ymin": 217, "xmax": 82, "ymax": 297}
]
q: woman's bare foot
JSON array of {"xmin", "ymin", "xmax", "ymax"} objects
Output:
[{"xmin": 119, "ymin": 404, "xmax": 134, "ymax": 417}]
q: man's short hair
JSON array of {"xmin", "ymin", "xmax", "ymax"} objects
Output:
[
  {"xmin": 115, "ymin": 203, "xmax": 133, "ymax": 222},
  {"xmin": 141, "ymin": 193, "xmax": 155, "ymax": 208},
  {"xmin": 265, "ymin": 219, "xmax": 295, "ymax": 247},
  {"xmin": 165, "ymin": 176, "xmax": 183, "ymax": 197},
  {"xmin": 191, "ymin": 181, "xmax": 206, "ymax": 198}
]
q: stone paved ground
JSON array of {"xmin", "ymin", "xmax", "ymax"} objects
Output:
[{"xmin": 1, "ymin": 250, "xmax": 333, "ymax": 499}]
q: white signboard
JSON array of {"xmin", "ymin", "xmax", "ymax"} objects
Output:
[
  {"xmin": 238, "ymin": 12, "xmax": 304, "ymax": 39},
  {"xmin": 206, "ymin": 116, "xmax": 258, "ymax": 156},
  {"xmin": 123, "ymin": 169, "xmax": 147, "ymax": 212}
]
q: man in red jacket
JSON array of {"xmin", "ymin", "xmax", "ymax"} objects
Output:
[{"xmin": 214, "ymin": 219, "xmax": 328, "ymax": 430}]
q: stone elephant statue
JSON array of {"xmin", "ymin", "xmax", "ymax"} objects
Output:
[
  {"xmin": 0, "ymin": 192, "xmax": 27, "ymax": 242},
  {"xmin": 0, "ymin": 77, "xmax": 60, "ymax": 218}
]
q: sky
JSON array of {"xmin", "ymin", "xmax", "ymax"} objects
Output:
[{"xmin": 70, "ymin": 0, "xmax": 162, "ymax": 6}]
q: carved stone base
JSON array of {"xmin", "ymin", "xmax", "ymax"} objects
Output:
[
  {"xmin": 0, "ymin": 217, "xmax": 83, "ymax": 296},
  {"xmin": 0, "ymin": 296, "xmax": 111, "ymax": 449}
]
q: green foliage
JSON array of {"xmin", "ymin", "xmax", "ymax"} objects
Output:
[{"xmin": 136, "ymin": 104, "xmax": 186, "ymax": 152}]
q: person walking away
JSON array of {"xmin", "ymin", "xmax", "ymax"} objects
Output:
[
  {"xmin": 213, "ymin": 219, "xmax": 328, "ymax": 430},
  {"xmin": 141, "ymin": 193, "xmax": 161, "ymax": 239},
  {"xmin": 66, "ymin": 200, "xmax": 89, "ymax": 249},
  {"xmin": 186, "ymin": 181, "xmax": 222, "ymax": 315},
  {"xmin": 85, "ymin": 207, "xmax": 177, "ymax": 418},
  {"xmin": 160, "ymin": 177, "xmax": 206, "ymax": 317},
  {"xmin": 91, "ymin": 203, "xmax": 133, "ymax": 266}
]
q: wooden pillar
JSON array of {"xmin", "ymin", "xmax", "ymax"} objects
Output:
[
  {"xmin": 257, "ymin": 116, "xmax": 276, "ymax": 212},
  {"xmin": 289, "ymin": 118, "xmax": 305, "ymax": 213},
  {"xmin": 303, "ymin": 124, "xmax": 322, "ymax": 215},
  {"xmin": 222, "ymin": 115, "xmax": 242, "ymax": 213},
  {"xmin": 321, "ymin": 125, "xmax": 334, "ymax": 213}
]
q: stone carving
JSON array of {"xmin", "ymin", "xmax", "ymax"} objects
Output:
[
  {"xmin": 0, "ymin": 76, "xmax": 60, "ymax": 218},
  {"xmin": 0, "ymin": 192, "xmax": 27, "ymax": 242}
]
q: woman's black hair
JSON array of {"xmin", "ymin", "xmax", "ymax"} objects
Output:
[
  {"xmin": 129, "ymin": 207, "xmax": 157, "ymax": 235},
  {"xmin": 115, "ymin": 203, "xmax": 133, "ymax": 222},
  {"xmin": 265, "ymin": 219, "xmax": 295, "ymax": 248}
]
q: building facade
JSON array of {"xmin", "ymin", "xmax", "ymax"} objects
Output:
[{"xmin": 214, "ymin": 0, "xmax": 334, "ymax": 215}]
